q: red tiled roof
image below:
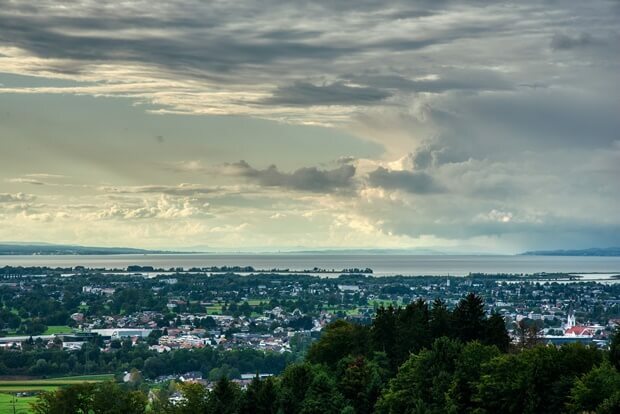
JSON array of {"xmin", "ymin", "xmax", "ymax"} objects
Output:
[{"xmin": 565, "ymin": 326, "xmax": 594, "ymax": 336}]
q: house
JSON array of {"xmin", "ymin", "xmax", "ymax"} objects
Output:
[{"xmin": 179, "ymin": 371, "xmax": 203, "ymax": 382}]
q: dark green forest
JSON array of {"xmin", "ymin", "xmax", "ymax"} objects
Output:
[{"xmin": 32, "ymin": 294, "xmax": 620, "ymax": 414}]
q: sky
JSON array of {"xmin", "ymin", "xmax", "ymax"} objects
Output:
[{"xmin": 0, "ymin": 0, "xmax": 619, "ymax": 253}]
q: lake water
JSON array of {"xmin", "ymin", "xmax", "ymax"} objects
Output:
[{"xmin": 1, "ymin": 254, "xmax": 620, "ymax": 277}]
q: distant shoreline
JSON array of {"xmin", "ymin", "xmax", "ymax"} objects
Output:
[{"xmin": 521, "ymin": 247, "xmax": 620, "ymax": 257}]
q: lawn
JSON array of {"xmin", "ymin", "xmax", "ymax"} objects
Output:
[
  {"xmin": 204, "ymin": 299, "xmax": 265, "ymax": 316},
  {"xmin": 322, "ymin": 305, "xmax": 361, "ymax": 316},
  {"xmin": 43, "ymin": 325, "xmax": 73, "ymax": 335},
  {"xmin": 0, "ymin": 374, "xmax": 115, "ymax": 413},
  {"xmin": 206, "ymin": 305, "xmax": 222, "ymax": 315},
  {"xmin": 3, "ymin": 325, "xmax": 73, "ymax": 337},
  {"xmin": 0, "ymin": 375, "xmax": 114, "ymax": 390},
  {"xmin": 47, "ymin": 374, "xmax": 115, "ymax": 382},
  {"xmin": 368, "ymin": 299, "xmax": 402, "ymax": 308},
  {"xmin": 0, "ymin": 393, "xmax": 37, "ymax": 414}
]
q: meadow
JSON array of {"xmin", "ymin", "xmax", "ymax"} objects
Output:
[{"xmin": 0, "ymin": 374, "xmax": 114, "ymax": 414}]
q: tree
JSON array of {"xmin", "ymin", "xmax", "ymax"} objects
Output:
[
  {"xmin": 143, "ymin": 356, "xmax": 166, "ymax": 379},
  {"xmin": 31, "ymin": 383, "xmax": 96, "ymax": 414},
  {"xmin": 241, "ymin": 376, "xmax": 278, "ymax": 414},
  {"xmin": 375, "ymin": 337, "xmax": 463, "ymax": 414},
  {"xmin": 476, "ymin": 344, "xmax": 602, "ymax": 414},
  {"xmin": 29, "ymin": 358, "xmax": 51, "ymax": 376},
  {"xmin": 452, "ymin": 293, "xmax": 485, "ymax": 343},
  {"xmin": 207, "ymin": 377, "xmax": 242, "ymax": 414},
  {"xmin": 32, "ymin": 382, "xmax": 146, "ymax": 414},
  {"xmin": 337, "ymin": 356, "xmax": 383, "ymax": 414},
  {"xmin": 516, "ymin": 319, "xmax": 542, "ymax": 349},
  {"xmin": 609, "ymin": 327, "xmax": 620, "ymax": 371},
  {"xmin": 446, "ymin": 341, "xmax": 500, "ymax": 413},
  {"xmin": 597, "ymin": 390, "xmax": 620, "ymax": 414},
  {"xmin": 307, "ymin": 320, "xmax": 369, "ymax": 368},
  {"xmin": 147, "ymin": 329, "xmax": 163, "ymax": 345},
  {"xmin": 567, "ymin": 362, "xmax": 620, "ymax": 414},
  {"xmin": 150, "ymin": 387, "xmax": 175, "ymax": 414},
  {"xmin": 429, "ymin": 299, "xmax": 451, "ymax": 339},
  {"xmin": 278, "ymin": 364, "xmax": 317, "ymax": 414},
  {"xmin": 394, "ymin": 300, "xmax": 430, "ymax": 366},
  {"xmin": 483, "ymin": 312, "xmax": 510, "ymax": 352},
  {"xmin": 474, "ymin": 352, "xmax": 530, "ymax": 414},
  {"xmin": 91, "ymin": 382, "xmax": 147, "ymax": 414},
  {"xmin": 371, "ymin": 306, "xmax": 397, "ymax": 370},
  {"xmin": 299, "ymin": 371, "xmax": 345, "ymax": 414},
  {"xmin": 175, "ymin": 382, "xmax": 209, "ymax": 414}
]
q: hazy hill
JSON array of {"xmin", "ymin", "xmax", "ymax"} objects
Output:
[
  {"xmin": 0, "ymin": 242, "xmax": 170, "ymax": 255},
  {"xmin": 521, "ymin": 247, "xmax": 620, "ymax": 256}
]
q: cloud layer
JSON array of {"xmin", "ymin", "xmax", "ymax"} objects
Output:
[{"xmin": 1, "ymin": 0, "xmax": 619, "ymax": 252}]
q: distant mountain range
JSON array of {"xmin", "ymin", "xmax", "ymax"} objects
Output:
[
  {"xmin": 0, "ymin": 242, "xmax": 173, "ymax": 255},
  {"xmin": 521, "ymin": 247, "xmax": 620, "ymax": 257}
]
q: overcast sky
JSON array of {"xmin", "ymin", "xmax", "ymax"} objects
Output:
[{"xmin": 1, "ymin": 0, "xmax": 619, "ymax": 253}]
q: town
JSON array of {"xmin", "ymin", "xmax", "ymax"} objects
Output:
[{"xmin": 0, "ymin": 265, "xmax": 618, "ymax": 385}]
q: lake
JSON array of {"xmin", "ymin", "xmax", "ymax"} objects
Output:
[{"xmin": 1, "ymin": 254, "xmax": 620, "ymax": 277}]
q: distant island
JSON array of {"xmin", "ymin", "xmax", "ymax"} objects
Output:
[
  {"xmin": 0, "ymin": 242, "xmax": 175, "ymax": 255},
  {"xmin": 521, "ymin": 247, "xmax": 620, "ymax": 256}
]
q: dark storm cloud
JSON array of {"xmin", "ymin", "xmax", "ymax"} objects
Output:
[
  {"xmin": 226, "ymin": 161, "xmax": 356, "ymax": 192},
  {"xmin": 367, "ymin": 167, "xmax": 444, "ymax": 194},
  {"xmin": 259, "ymin": 29, "xmax": 324, "ymax": 40},
  {"xmin": 0, "ymin": 1, "xmax": 435, "ymax": 80},
  {"xmin": 460, "ymin": 92, "xmax": 620, "ymax": 149},
  {"xmin": 378, "ymin": 209, "xmax": 620, "ymax": 249},
  {"xmin": 0, "ymin": 16, "xmax": 348, "ymax": 77},
  {"xmin": 550, "ymin": 32, "xmax": 600, "ymax": 50},
  {"xmin": 261, "ymin": 82, "xmax": 391, "ymax": 106},
  {"xmin": 347, "ymin": 69, "xmax": 514, "ymax": 94},
  {"xmin": 0, "ymin": 0, "xmax": 512, "ymax": 84},
  {"xmin": 377, "ymin": 197, "xmax": 620, "ymax": 249}
]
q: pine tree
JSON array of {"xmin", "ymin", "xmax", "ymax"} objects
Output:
[
  {"xmin": 483, "ymin": 312, "xmax": 510, "ymax": 352},
  {"xmin": 452, "ymin": 293, "xmax": 485, "ymax": 342},
  {"xmin": 430, "ymin": 298, "xmax": 452, "ymax": 339}
]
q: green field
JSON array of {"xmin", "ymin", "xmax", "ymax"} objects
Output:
[
  {"xmin": 0, "ymin": 374, "xmax": 114, "ymax": 414},
  {"xmin": 46, "ymin": 374, "xmax": 114, "ymax": 382},
  {"xmin": 42, "ymin": 325, "xmax": 73, "ymax": 335},
  {"xmin": 368, "ymin": 299, "xmax": 402, "ymax": 307},
  {"xmin": 3, "ymin": 325, "xmax": 73, "ymax": 337},
  {"xmin": 323, "ymin": 306, "xmax": 361, "ymax": 316},
  {"xmin": 206, "ymin": 305, "xmax": 222, "ymax": 315},
  {"xmin": 0, "ymin": 393, "xmax": 37, "ymax": 414}
]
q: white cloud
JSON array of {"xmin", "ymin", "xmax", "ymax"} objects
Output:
[{"xmin": 0, "ymin": 192, "xmax": 35, "ymax": 202}]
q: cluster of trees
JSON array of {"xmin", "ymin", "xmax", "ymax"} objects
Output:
[
  {"xmin": 0, "ymin": 286, "xmax": 71, "ymax": 335},
  {"xmin": 0, "ymin": 341, "xmax": 293, "ymax": 379},
  {"xmin": 376, "ymin": 338, "xmax": 619, "ymax": 413},
  {"xmin": 32, "ymin": 382, "xmax": 147, "ymax": 414},
  {"xmin": 32, "ymin": 341, "xmax": 620, "ymax": 414},
  {"xmin": 26, "ymin": 294, "xmax": 620, "ymax": 413},
  {"xmin": 308, "ymin": 294, "xmax": 510, "ymax": 371}
]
